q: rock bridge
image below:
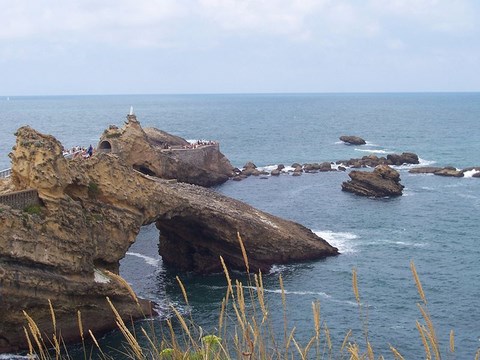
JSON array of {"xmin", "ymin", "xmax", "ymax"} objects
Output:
[{"xmin": 0, "ymin": 125, "xmax": 337, "ymax": 353}]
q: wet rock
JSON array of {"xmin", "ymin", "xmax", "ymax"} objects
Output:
[
  {"xmin": 339, "ymin": 135, "xmax": 366, "ymax": 145},
  {"xmin": 341, "ymin": 165, "xmax": 404, "ymax": 197},
  {"xmin": 409, "ymin": 167, "xmax": 443, "ymax": 174},
  {"xmin": 387, "ymin": 152, "xmax": 419, "ymax": 166},
  {"xmin": 434, "ymin": 166, "xmax": 464, "ymax": 177}
]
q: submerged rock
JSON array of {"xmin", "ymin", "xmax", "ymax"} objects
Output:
[{"xmin": 341, "ymin": 165, "xmax": 404, "ymax": 197}]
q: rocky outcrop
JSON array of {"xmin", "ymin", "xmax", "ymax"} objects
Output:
[
  {"xmin": 98, "ymin": 115, "xmax": 234, "ymax": 187},
  {"xmin": 341, "ymin": 165, "xmax": 404, "ymax": 197},
  {"xmin": 336, "ymin": 152, "xmax": 419, "ymax": 168},
  {"xmin": 339, "ymin": 135, "xmax": 366, "ymax": 145},
  {"xmin": 0, "ymin": 126, "xmax": 338, "ymax": 352},
  {"xmin": 409, "ymin": 166, "xmax": 480, "ymax": 178}
]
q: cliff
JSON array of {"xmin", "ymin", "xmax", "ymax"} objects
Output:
[
  {"xmin": 97, "ymin": 115, "xmax": 234, "ymax": 187},
  {"xmin": 0, "ymin": 125, "xmax": 338, "ymax": 352}
]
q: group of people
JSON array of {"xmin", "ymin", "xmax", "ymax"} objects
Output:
[
  {"xmin": 182, "ymin": 140, "xmax": 218, "ymax": 149},
  {"xmin": 63, "ymin": 145, "xmax": 94, "ymax": 159}
]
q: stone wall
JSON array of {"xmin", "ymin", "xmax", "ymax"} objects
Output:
[
  {"xmin": 0, "ymin": 189, "xmax": 40, "ymax": 210},
  {"xmin": 167, "ymin": 144, "xmax": 221, "ymax": 168}
]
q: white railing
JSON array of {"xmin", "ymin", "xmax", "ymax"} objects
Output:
[{"xmin": 0, "ymin": 168, "xmax": 12, "ymax": 178}]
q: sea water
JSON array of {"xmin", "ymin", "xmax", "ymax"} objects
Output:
[{"xmin": 1, "ymin": 93, "xmax": 480, "ymax": 358}]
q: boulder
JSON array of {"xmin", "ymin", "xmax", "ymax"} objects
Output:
[
  {"xmin": 387, "ymin": 152, "xmax": 419, "ymax": 166},
  {"xmin": 339, "ymin": 135, "xmax": 366, "ymax": 145},
  {"xmin": 271, "ymin": 169, "xmax": 281, "ymax": 176},
  {"xmin": 434, "ymin": 166, "xmax": 464, "ymax": 177},
  {"xmin": 341, "ymin": 165, "xmax": 404, "ymax": 197},
  {"xmin": 409, "ymin": 167, "xmax": 443, "ymax": 174},
  {"xmin": 318, "ymin": 162, "xmax": 333, "ymax": 172},
  {"xmin": 243, "ymin": 161, "xmax": 257, "ymax": 170}
]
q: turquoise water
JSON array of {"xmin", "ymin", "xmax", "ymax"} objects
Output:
[{"xmin": 1, "ymin": 93, "xmax": 480, "ymax": 358}]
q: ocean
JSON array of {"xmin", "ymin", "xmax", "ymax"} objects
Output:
[{"xmin": 1, "ymin": 93, "xmax": 479, "ymax": 358}]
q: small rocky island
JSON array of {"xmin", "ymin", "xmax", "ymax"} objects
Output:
[{"xmin": 0, "ymin": 114, "xmax": 338, "ymax": 352}]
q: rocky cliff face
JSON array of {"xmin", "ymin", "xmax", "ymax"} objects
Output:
[
  {"xmin": 0, "ymin": 126, "xmax": 337, "ymax": 352},
  {"xmin": 98, "ymin": 115, "xmax": 234, "ymax": 187}
]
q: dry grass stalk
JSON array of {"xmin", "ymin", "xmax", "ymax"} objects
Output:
[
  {"xmin": 254, "ymin": 273, "xmax": 267, "ymax": 319},
  {"xmin": 417, "ymin": 304, "xmax": 440, "ymax": 360},
  {"xmin": 237, "ymin": 232, "xmax": 250, "ymax": 273},
  {"xmin": 352, "ymin": 268, "xmax": 360, "ymax": 304},
  {"xmin": 77, "ymin": 310, "xmax": 84, "ymax": 341},
  {"xmin": 292, "ymin": 337, "xmax": 307, "ymax": 360},
  {"xmin": 410, "ymin": 260, "xmax": 427, "ymax": 304},
  {"xmin": 367, "ymin": 341, "xmax": 375, "ymax": 360},
  {"xmin": 88, "ymin": 329, "xmax": 101, "ymax": 350},
  {"xmin": 416, "ymin": 320, "xmax": 431, "ymax": 360},
  {"xmin": 23, "ymin": 310, "xmax": 46, "ymax": 360},
  {"xmin": 340, "ymin": 329, "xmax": 352, "ymax": 353},
  {"xmin": 104, "ymin": 270, "xmax": 139, "ymax": 306},
  {"xmin": 47, "ymin": 300, "xmax": 60, "ymax": 358},
  {"xmin": 347, "ymin": 342, "xmax": 360, "ymax": 360},
  {"xmin": 106, "ymin": 297, "xmax": 143, "ymax": 359},
  {"xmin": 324, "ymin": 323, "xmax": 332, "ymax": 353},
  {"xmin": 285, "ymin": 327, "xmax": 296, "ymax": 356},
  {"xmin": 176, "ymin": 276, "xmax": 189, "ymax": 306},
  {"xmin": 312, "ymin": 300, "xmax": 321, "ymax": 340},
  {"xmin": 475, "ymin": 348, "xmax": 480, "ymax": 360},
  {"xmin": 279, "ymin": 274, "xmax": 288, "ymax": 347},
  {"xmin": 23, "ymin": 326, "xmax": 34, "ymax": 358},
  {"xmin": 449, "ymin": 329, "xmax": 455, "ymax": 353},
  {"xmin": 389, "ymin": 345, "xmax": 405, "ymax": 360},
  {"xmin": 170, "ymin": 305, "xmax": 196, "ymax": 351},
  {"xmin": 220, "ymin": 255, "xmax": 234, "ymax": 302},
  {"xmin": 218, "ymin": 297, "xmax": 227, "ymax": 335}
]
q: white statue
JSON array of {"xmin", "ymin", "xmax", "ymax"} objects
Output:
[{"xmin": 129, "ymin": 106, "xmax": 134, "ymax": 115}]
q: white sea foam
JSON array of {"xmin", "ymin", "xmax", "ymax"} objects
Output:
[
  {"xmin": 94, "ymin": 268, "xmax": 110, "ymax": 283},
  {"xmin": 0, "ymin": 355, "xmax": 35, "ymax": 360},
  {"xmin": 126, "ymin": 252, "xmax": 160, "ymax": 267},
  {"xmin": 268, "ymin": 264, "xmax": 289, "ymax": 275},
  {"xmin": 393, "ymin": 157, "xmax": 436, "ymax": 171},
  {"xmin": 314, "ymin": 230, "xmax": 358, "ymax": 254},
  {"xmin": 463, "ymin": 169, "xmax": 480, "ymax": 178},
  {"xmin": 365, "ymin": 141, "xmax": 381, "ymax": 147},
  {"xmin": 354, "ymin": 148, "xmax": 391, "ymax": 154}
]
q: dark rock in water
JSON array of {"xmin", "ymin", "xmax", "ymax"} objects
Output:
[
  {"xmin": 233, "ymin": 175, "xmax": 247, "ymax": 181},
  {"xmin": 341, "ymin": 165, "xmax": 404, "ymax": 197},
  {"xmin": 292, "ymin": 172, "xmax": 302, "ymax": 176},
  {"xmin": 243, "ymin": 161, "xmax": 257, "ymax": 170},
  {"xmin": 340, "ymin": 135, "xmax": 366, "ymax": 145},
  {"xmin": 318, "ymin": 162, "xmax": 333, "ymax": 171},
  {"xmin": 271, "ymin": 169, "xmax": 281, "ymax": 176},
  {"xmin": 338, "ymin": 166, "xmax": 347, "ymax": 171},
  {"xmin": 409, "ymin": 167, "xmax": 443, "ymax": 174},
  {"xmin": 473, "ymin": 172, "xmax": 480, "ymax": 178},
  {"xmin": 277, "ymin": 164, "xmax": 285, "ymax": 171},
  {"xmin": 291, "ymin": 162, "xmax": 302, "ymax": 168},
  {"xmin": 387, "ymin": 152, "xmax": 419, "ymax": 166},
  {"xmin": 434, "ymin": 166, "xmax": 463, "ymax": 177}
]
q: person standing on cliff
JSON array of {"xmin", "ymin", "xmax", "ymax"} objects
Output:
[{"xmin": 87, "ymin": 144, "xmax": 93, "ymax": 157}]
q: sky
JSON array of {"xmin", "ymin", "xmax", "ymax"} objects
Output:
[{"xmin": 1, "ymin": 0, "xmax": 479, "ymax": 95}]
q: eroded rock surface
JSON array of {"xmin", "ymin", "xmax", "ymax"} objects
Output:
[
  {"xmin": 98, "ymin": 115, "xmax": 234, "ymax": 187},
  {"xmin": 0, "ymin": 125, "xmax": 337, "ymax": 352},
  {"xmin": 341, "ymin": 165, "xmax": 404, "ymax": 197}
]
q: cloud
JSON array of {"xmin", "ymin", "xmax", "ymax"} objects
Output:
[{"xmin": 0, "ymin": 0, "xmax": 186, "ymax": 47}]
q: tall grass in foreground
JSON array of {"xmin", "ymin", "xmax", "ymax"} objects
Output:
[{"xmin": 23, "ymin": 235, "xmax": 480, "ymax": 359}]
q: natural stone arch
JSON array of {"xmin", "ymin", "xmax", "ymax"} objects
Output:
[{"xmin": 98, "ymin": 140, "xmax": 112, "ymax": 153}]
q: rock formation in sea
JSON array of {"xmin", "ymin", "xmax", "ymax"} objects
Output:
[
  {"xmin": 0, "ymin": 121, "xmax": 338, "ymax": 352},
  {"xmin": 341, "ymin": 165, "xmax": 404, "ymax": 197},
  {"xmin": 339, "ymin": 135, "xmax": 366, "ymax": 145},
  {"xmin": 97, "ymin": 114, "xmax": 234, "ymax": 187}
]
